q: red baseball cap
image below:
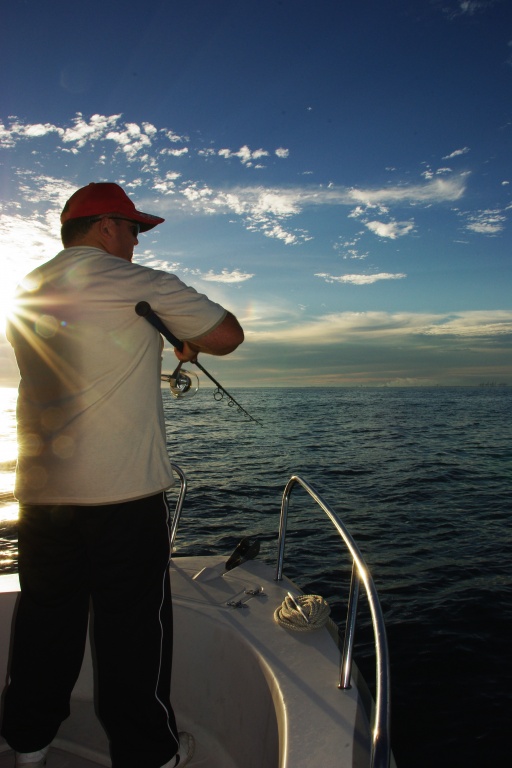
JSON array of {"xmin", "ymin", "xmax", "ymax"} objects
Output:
[{"xmin": 61, "ymin": 183, "xmax": 165, "ymax": 232}]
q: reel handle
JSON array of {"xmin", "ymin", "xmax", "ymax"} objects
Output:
[{"xmin": 161, "ymin": 368, "xmax": 199, "ymax": 399}]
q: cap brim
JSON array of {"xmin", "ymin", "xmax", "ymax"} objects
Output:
[{"xmin": 132, "ymin": 211, "xmax": 165, "ymax": 232}]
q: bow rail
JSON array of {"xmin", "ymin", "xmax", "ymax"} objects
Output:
[{"xmin": 275, "ymin": 475, "xmax": 391, "ymax": 768}]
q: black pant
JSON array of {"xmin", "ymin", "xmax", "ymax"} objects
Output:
[{"xmin": 1, "ymin": 494, "xmax": 179, "ymax": 768}]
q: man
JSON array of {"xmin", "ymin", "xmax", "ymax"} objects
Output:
[{"xmin": 1, "ymin": 183, "xmax": 244, "ymax": 768}]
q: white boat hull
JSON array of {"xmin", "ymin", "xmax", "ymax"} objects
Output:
[{"xmin": 0, "ymin": 556, "xmax": 374, "ymax": 767}]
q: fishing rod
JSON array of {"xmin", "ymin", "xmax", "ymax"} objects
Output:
[{"xmin": 135, "ymin": 301, "xmax": 262, "ymax": 426}]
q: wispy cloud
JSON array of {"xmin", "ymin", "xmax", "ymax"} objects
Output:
[
  {"xmin": 347, "ymin": 176, "xmax": 465, "ymax": 206},
  {"xmin": 0, "ymin": 113, "xmax": 471, "ymax": 248},
  {"xmin": 171, "ymin": 176, "xmax": 466, "ymax": 244},
  {"xmin": 246, "ymin": 309, "xmax": 512, "ymax": 344},
  {"xmin": 315, "ymin": 272, "xmax": 407, "ymax": 285},
  {"xmin": 0, "ymin": 114, "xmax": 284, "ymax": 169},
  {"xmin": 422, "ymin": 310, "xmax": 512, "ymax": 336},
  {"xmin": 134, "ymin": 253, "xmax": 182, "ymax": 272},
  {"xmin": 442, "ymin": 146, "xmax": 470, "ymax": 160},
  {"xmin": 443, "ymin": 1, "xmax": 498, "ymax": 19},
  {"xmin": 335, "ymin": 247, "xmax": 368, "ymax": 261},
  {"xmin": 463, "ymin": 208, "xmax": 507, "ymax": 235},
  {"xmin": 199, "ymin": 269, "xmax": 254, "ymax": 283}
]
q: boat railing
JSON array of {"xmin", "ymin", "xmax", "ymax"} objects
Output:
[
  {"xmin": 169, "ymin": 463, "xmax": 188, "ymax": 549},
  {"xmin": 275, "ymin": 475, "xmax": 391, "ymax": 768}
]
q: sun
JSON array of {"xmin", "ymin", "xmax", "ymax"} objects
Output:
[
  {"xmin": 0, "ymin": 216, "xmax": 60, "ymax": 339},
  {"xmin": 0, "ymin": 264, "xmax": 32, "ymax": 348}
]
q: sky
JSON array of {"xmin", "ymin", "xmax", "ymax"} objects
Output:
[{"xmin": 1, "ymin": 0, "xmax": 511, "ymax": 387}]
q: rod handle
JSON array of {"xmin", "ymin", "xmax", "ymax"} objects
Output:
[{"xmin": 135, "ymin": 301, "xmax": 184, "ymax": 352}]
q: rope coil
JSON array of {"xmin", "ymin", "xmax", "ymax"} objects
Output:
[{"xmin": 274, "ymin": 594, "xmax": 330, "ymax": 632}]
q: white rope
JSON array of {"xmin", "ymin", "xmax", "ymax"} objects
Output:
[{"xmin": 274, "ymin": 594, "xmax": 331, "ymax": 632}]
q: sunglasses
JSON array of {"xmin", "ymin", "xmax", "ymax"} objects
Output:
[
  {"xmin": 110, "ymin": 218, "xmax": 141, "ymax": 238},
  {"xmin": 93, "ymin": 216, "xmax": 140, "ymax": 237}
]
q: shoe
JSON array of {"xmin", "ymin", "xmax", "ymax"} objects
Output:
[
  {"xmin": 15, "ymin": 746, "xmax": 49, "ymax": 767},
  {"xmin": 160, "ymin": 732, "xmax": 195, "ymax": 767}
]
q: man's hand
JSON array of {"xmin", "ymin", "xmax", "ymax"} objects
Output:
[{"xmin": 174, "ymin": 341, "xmax": 200, "ymax": 363}]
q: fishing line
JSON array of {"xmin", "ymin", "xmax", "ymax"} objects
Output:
[{"xmin": 135, "ymin": 301, "xmax": 262, "ymax": 426}]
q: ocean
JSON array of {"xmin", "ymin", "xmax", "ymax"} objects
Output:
[{"xmin": 1, "ymin": 385, "xmax": 511, "ymax": 768}]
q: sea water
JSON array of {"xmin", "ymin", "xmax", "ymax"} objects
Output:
[{"xmin": 1, "ymin": 386, "xmax": 511, "ymax": 768}]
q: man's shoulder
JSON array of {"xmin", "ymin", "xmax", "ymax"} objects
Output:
[{"xmin": 27, "ymin": 246, "xmax": 104, "ymax": 272}]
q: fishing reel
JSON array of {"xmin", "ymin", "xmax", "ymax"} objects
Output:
[
  {"xmin": 137, "ymin": 300, "xmax": 261, "ymax": 424},
  {"xmin": 161, "ymin": 365, "xmax": 199, "ymax": 399}
]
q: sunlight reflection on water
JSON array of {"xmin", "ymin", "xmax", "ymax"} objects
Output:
[
  {"xmin": 0, "ymin": 387, "xmax": 18, "ymax": 522},
  {"xmin": 0, "ymin": 499, "xmax": 18, "ymax": 522}
]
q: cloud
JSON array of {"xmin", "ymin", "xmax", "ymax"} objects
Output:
[
  {"xmin": 105, "ymin": 122, "xmax": 155, "ymax": 159},
  {"xmin": 442, "ymin": 146, "xmax": 470, "ymax": 160},
  {"xmin": 61, "ymin": 113, "xmax": 122, "ymax": 148},
  {"xmin": 176, "ymin": 184, "xmax": 311, "ymax": 244},
  {"xmin": 0, "ymin": 120, "xmax": 64, "ymax": 147},
  {"xmin": 134, "ymin": 253, "xmax": 182, "ymax": 272},
  {"xmin": 218, "ymin": 145, "xmax": 270, "ymax": 166},
  {"xmin": 464, "ymin": 208, "xmax": 507, "ymax": 235},
  {"xmin": 0, "ymin": 113, "xmax": 470, "ymax": 247},
  {"xmin": 170, "ymin": 175, "xmax": 465, "ymax": 244},
  {"xmin": 258, "ymin": 223, "xmax": 301, "ymax": 245},
  {"xmin": 422, "ymin": 311, "xmax": 512, "ymax": 336},
  {"xmin": 458, "ymin": 1, "xmax": 485, "ymax": 12},
  {"xmin": 199, "ymin": 269, "xmax": 254, "ymax": 283},
  {"xmin": 315, "ymin": 272, "xmax": 407, "ymax": 285},
  {"xmin": 153, "ymin": 171, "xmax": 182, "ymax": 195},
  {"xmin": 246, "ymin": 309, "xmax": 512, "ymax": 344},
  {"xmin": 364, "ymin": 220, "xmax": 415, "ymax": 239},
  {"xmin": 3, "ymin": 303, "xmax": 511, "ymax": 388},
  {"xmin": 347, "ymin": 176, "xmax": 465, "ymax": 206},
  {"xmin": 160, "ymin": 147, "xmax": 188, "ymax": 157},
  {"xmin": 443, "ymin": 1, "xmax": 497, "ymax": 19},
  {"xmin": 162, "ymin": 129, "xmax": 189, "ymax": 143},
  {"xmin": 336, "ymin": 247, "xmax": 368, "ymax": 261},
  {"xmin": 382, "ymin": 377, "xmax": 439, "ymax": 387},
  {"xmin": 2, "ymin": 115, "xmax": 283, "ymax": 170}
]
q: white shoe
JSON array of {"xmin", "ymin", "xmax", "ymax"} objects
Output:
[
  {"xmin": 15, "ymin": 746, "xmax": 49, "ymax": 767},
  {"xmin": 160, "ymin": 732, "xmax": 195, "ymax": 767}
]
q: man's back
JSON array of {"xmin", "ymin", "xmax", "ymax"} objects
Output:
[{"xmin": 8, "ymin": 246, "xmax": 214, "ymax": 505}]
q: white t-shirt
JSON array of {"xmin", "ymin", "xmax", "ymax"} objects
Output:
[{"xmin": 9, "ymin": 247, "xmax": 227, "ymax": 505}]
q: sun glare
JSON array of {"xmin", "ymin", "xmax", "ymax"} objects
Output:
[
  {"xmin": 0, "ymin": 215, "xmax": 60, "ymax": 339},
  {"xmin": 0, "ymin": 285, "xmax": 18, "ymax": 340}
]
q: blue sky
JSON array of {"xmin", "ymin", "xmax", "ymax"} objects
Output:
[{"xmin": 1, "ymin": 0, "xmax": 511, "ymax": 387}]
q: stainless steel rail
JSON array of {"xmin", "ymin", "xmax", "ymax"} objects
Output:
[
  {"xmin": 168, "ymin": 462, "xmax": 188, "ymax": 550},
  {"xmin": 275, "ymin": 475, "xmax": 391, "ymax": 768}
]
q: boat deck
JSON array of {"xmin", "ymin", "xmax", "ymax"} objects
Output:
[
  {"xmin": 0, "ymin": 729, "xmax": 229, "ymax": 768},
  {"xmin": 0, "ymin": 558, "xmax": 374, "ymax": 768},
  {"xmin": 0, "ymin": 748, "xmax": 100, "ymax": 768},
  {"xmin": 0, "ymin": 707, "xmax": 234, "ymax": 767}
]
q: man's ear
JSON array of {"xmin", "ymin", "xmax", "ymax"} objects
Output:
[
  {"xmin": 95, "ymin": 217, "xmax": 118, "ymax": 250},
  {"xmin": 98, "ymin": 217, "xmax": 114, "ymax": 238}
]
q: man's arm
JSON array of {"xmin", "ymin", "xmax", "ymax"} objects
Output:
[{"xmin": 175, "ymin": 311, "xmax": 244, "ymax": 362}]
